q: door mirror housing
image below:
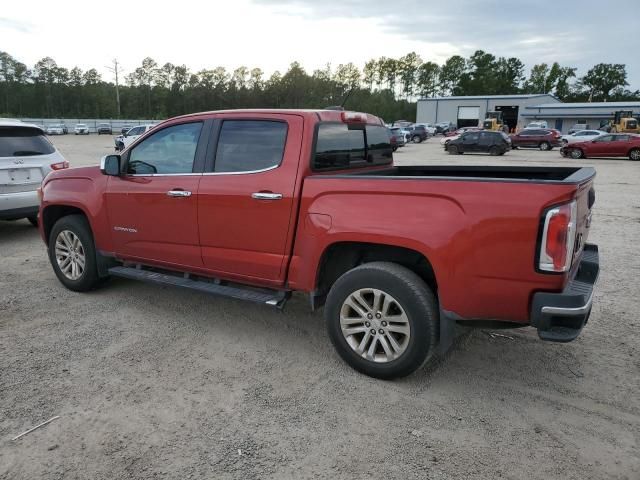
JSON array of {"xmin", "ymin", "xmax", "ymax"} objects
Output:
[{"xmin": 100, "ymin": 154, "xmax": 121, "ymax": 176}]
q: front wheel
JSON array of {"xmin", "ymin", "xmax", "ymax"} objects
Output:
[
  {"xmin": 48, "ymin": 214, "xmax": 102, "ymax": 292},
  {"xmin": 412, "ymin": 135, "xmax": 422, "ymax": 144},
  {"xmin": 325, "ymin": 262, "xmax": 439, "ymax": 379},
  {"xmin": 489, "ymin": 146, "xmax": 499, "ymax": 156},
  {"xmin": 539, "ymin": 141, "xmax": 551, "ymax": 151},
  {"xmin": 447, "ymin": 145, "xmax": 459, "ymax": 155},
  {"xmin": 629, "ymin": 148, "xmax": 640, "ymax": 161}
]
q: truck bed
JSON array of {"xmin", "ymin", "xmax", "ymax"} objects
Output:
[{"xmin": 330, "ymin": 165, "xmax": 595, "ymax": 184}]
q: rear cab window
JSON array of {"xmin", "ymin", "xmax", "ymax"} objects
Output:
[
  {"xmin": 0, "ymin": 127, "xmax": 55, "ymax": 157},
  {"xmin": 313, "ymin": 123, "xmax": 392, "ymax": 171}
]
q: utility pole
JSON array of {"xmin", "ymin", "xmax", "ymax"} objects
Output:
[{"xmin": 106, "ymin": 59, "xmax": 122, "ymax": 118}]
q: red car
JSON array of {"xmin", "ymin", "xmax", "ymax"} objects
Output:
[
  {"xmin": 38, "ymin": 109, "xmax": 599, "ymax": 379},
  {"xmin": 510, "ymin": 128, "xmax": 563, "ymax": 151},
  {"xmin": 561, "ymin": 133, "xmax": 640, "ymax": 160}
]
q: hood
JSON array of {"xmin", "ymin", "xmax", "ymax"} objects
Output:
[{"xmin": 43, "ymin": 164, "xmax": 101, "ymax": 186}]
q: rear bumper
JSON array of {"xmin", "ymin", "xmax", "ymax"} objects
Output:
[
  {"xmin": 0, "ymin": 191, "xmax": 39, "ymax": 219},
  {"xmin": 530, "ymin": 244, "xmax": 599, "ymax": 342}
]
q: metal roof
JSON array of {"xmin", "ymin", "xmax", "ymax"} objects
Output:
[
  {"xmin": 527, "ymin": 101, "xmax": 640, "ymax": 109},
  {"xmin": 419, "ymin": 94, "xmax": 557, "ymax": 101}
]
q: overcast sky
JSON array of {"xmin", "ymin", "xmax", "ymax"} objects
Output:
[{"xmin": 2, "ymin": 0, "xmax": 639, "ymax": 89}]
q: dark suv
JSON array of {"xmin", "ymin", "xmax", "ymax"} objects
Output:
[
  {"xmin": 447, "ymin": 130, "xmax": 510, "ymax": 155},
  {"xmin": 510, "ymin": 128, "xmax": 562, "ymax": 151},
  {"xmin": 406, "ymin": 125, "xmax": 429, "ymax": 143}
]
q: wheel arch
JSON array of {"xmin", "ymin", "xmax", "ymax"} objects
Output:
[
  {"xmin": 41, "ymin": 204, "xmax": 90, "ymax": 246},
  {"xmin": 313, "ymin": 241, "xmax": 438, "ymax": 308}
]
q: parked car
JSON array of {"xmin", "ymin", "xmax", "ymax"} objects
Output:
[
  {"xmin": 412, "ymin": 123, "xmax": 436, "ymax": 135},
  {"xmin": 0, "ymin": 120, "xmax": 69, "ymax": 226},
  {"xmin": 45, "ymin": 124, "xmax": 65, "ymax": 135},
  {"xmin": 525, "ymin": 121, "xmax": 548, "ymax": 129},
  {"xmin": 97, "ymin": 123, "xmax": 113, "ymax": 135},
  {"xmin": 38, "ymin": 108, "xmax": 599, "ymax": 379},
  {"xmin": 568, "ymin": 123, "xmax": 590, "ymax": 135},
  {"xmin": 440, "ymin": 127, "xmax": 481, "ymax": 146},
  {"xmin": 114, "ymin": 124, "xmax": 155, "ymax": 151},
  {"xmin": 389, "ymin": 127, "xmax": 406, "ymax": 150},
  {"xmin": 560, "ymin": 133, "xmax": 640, "ymax": 160},
  {"xmin": 74, "ymin": 124, "xmax": 90, "ymax": 135},
  {"xmin": 121, "ymin": 125, "xmax": 133, "ymax": 135},
  {"xmin": 510, "ymin": 128, "xmax": 562, "ymax": 150},
  {"xmin": 446, "ymin": 130, "xmax": 511, "ymax": 155},
  {"xmin": 405, "ymin": 125, "xmax": 429, "ymax": 143},
  {"xmin": 561, "ymin": 130, "xmax": 603, "ymax": 145},
  {"xmin": 435, "ymin": 122, "xmax": 455, "ymax": 135}
]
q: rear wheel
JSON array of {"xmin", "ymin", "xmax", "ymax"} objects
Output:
[
  {"xmin": 27, "ymin": 216, "xmax": 38, "ymax": 227},
  {"xmin": 412, "ymin": 135, "xmax": 422, "ymax": 144},
  {"xmin": 539, "ymin": 141, "xmax": 551, "ymax": 151},
  {"xmin": 570, "ymin": 148, "xmax": 584, "ymax": 159},
  {"xmin": 325, "ymin": 262, "xmax": 438, "ymax": 379},
  {"xmin": 48, "ymin": 215, "xmax": 102, "ymax": 292},
  {"xmin": 630, "ymin": 149, "xmax": 640, "ymax": 161}
]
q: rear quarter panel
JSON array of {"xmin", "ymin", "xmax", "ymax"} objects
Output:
[{"xmin": 289, "ymin": 176, "xmax": 583, "ymax": 322}]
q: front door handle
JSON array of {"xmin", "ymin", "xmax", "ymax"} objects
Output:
[
  {"xmin": 167, "ymin": 190, "xmax": 192, "ymax": 197},
  {"xmin": 251, "ymin": 192, "xmax": 283, "ymax": 200}
]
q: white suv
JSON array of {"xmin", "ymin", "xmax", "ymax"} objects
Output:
[
  {"xmin": 0, "ymin": 120, "xmax": 68, "ymax": 226},
  {"xmin": 114, "ymin": 124, "xmax": 155, "ymax": 151}
]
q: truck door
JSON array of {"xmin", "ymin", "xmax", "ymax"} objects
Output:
[
  {"xmin": 197, "ymin": 114, "xmax": 303, "ymax": 285},
  {"xmin": 105, "ymin": 121, "xmax": 206, "ymax": 267}
]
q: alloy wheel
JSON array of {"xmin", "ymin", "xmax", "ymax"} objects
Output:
[
  {"xmin": 339, "ymin": 288, "xmax": 410, "ymax": 363},
  {"xmin": 55, "ymin": 230, "xmax": 86, "ymax": 280}
]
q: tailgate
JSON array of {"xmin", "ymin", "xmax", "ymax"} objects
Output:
[{"xmin": 571, "ymin": 176, "xmax": 595, "ymax": 266}]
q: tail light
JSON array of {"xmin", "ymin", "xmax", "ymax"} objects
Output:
[
  {"xmin": 539, "ymin": 201, "xmax": 577, "ymax": 272},
  {"xmin": 50, "ymin": 160, "xmax": 69, "ymax": 170}
]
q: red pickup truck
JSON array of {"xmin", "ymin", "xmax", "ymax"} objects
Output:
[{"xmin": 38, "ymin": 109, "xmax": 600, "ymax": 379}]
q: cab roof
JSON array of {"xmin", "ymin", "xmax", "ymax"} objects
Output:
[{"xmin": 166, "ymin": 109, "xmax": 385, "ymax": 126}]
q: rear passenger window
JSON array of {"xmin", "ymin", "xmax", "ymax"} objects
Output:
[
  {"xmin": 214, "ymin": 120, "xmax": 287, "ymax": 173},
  {"xmin": 365, "ymin": 125, "xmax": 393, "ymax": 164}
]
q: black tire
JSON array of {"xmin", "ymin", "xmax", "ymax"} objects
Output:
[
  {"xmin": 447, "ymin": 145, "xmax": 459, "ymax": 155},
  {"xmin": 48, "ymin": 214, "xmax": 102, "ymax": 292},
  {"xmin": 629, "ymin": 148, "xmax": 640, "ymax": 161},
  {"xmin": 325, "ymin": 262, "xmax": 439, "ymax": 379},
  {"xmin": 392, "ymin": 145, "xmax": 398, "ymax": 152},
  {"xmin": 412, "ymin": 135, "xmax": 422, "ymax": 144},
  {"xmin": 27, "ymin": 216, "xmax": 38, "ymax": 227},
  {"xmin": 489, "ymin": 146, "xmax": 499, "ymax": 156},
  {"xmin": 539, "ymin": 141, "xmax": 551, "ymax": 151},
  {"xmin": 570, "ymin": 148, "xmax": 584, "ymax": 159}
]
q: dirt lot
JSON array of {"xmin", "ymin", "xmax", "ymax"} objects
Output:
[{"xmin": 1, "ymin": 134, "xmax": 639, "ymax": 479}]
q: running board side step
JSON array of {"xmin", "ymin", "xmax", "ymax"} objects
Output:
[{"xmin": 108, "ymin": 266, "xmax": 290, "ymax": 309}]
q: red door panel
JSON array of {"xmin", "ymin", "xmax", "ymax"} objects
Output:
[
  {"xmin": 198, "ymin": 115, "xmax": 303, "ymax": 284},
  {"xmin": 106, "ymin": 175, "xmax": 202, "ymax": 267}
]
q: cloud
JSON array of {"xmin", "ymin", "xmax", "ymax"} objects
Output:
[
  {"xmin": 254, "ymin": 0, "xmax": 640, "ymax": 87},
  {"xmin": 0, "ymin": 17, "xmax": 32, "ymax": 33}
]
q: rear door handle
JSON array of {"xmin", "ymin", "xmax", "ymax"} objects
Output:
[
  {"xmin": 251, "ymin": 192, "xmax": 283, "ymax": 200},
  {"xmin": 167, "ymin": 190, "xmax": 192, "ymax": 197}
]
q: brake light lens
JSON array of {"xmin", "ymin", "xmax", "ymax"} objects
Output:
[
  {"xmin": 50, "ymin": 160, "xmax": 69, "ymax": 170},
  {"xmin": 539, "ymin": 201, "xmax": 577, "ymax": 272},
  {"xmin": 341, "ymin": 111, "xmax": 367, "ymax": 123}
]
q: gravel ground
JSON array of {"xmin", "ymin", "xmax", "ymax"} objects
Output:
[{"xmin": 1, "ymin": 134, "xmax": 639, "ymax": 479}]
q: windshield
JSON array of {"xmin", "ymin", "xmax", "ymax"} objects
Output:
[
  {"xmin": 76, "ymin": 124, "xmax": 87, "ymax": 128},
  {"xmin": 0, "ymin": 127, "xmax": 56, "ymax": 157}
]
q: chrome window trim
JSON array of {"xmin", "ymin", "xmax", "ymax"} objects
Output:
[
  {"xmin": 126, "ymin": 172, "xmax": 203, "ymax": 177},
  {"xmin": 203, "ymin": 164, "xmax": 280, "ymax": 176}
]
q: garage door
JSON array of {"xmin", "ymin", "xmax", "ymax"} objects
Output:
[
  {"xmin": 457, "ymin": 106, "xmax": 480, "ymax": 128},
  {"xmin": 458, "ymin": 106, "xmax": 480, "ymax": 120}
]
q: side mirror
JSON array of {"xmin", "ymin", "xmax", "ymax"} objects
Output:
[{"xmin": 100, "ymin": 154, "xmax": 121, "ymax": 176}]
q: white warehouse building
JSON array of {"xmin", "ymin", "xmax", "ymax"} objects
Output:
[{"xmin": 417, "ymin": 95, "xmax": 640, "ymax": 133}]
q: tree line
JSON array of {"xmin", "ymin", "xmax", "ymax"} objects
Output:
[{"xmin": 1, "ymin": 50, "xmax": 637, "ymax": 122}]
